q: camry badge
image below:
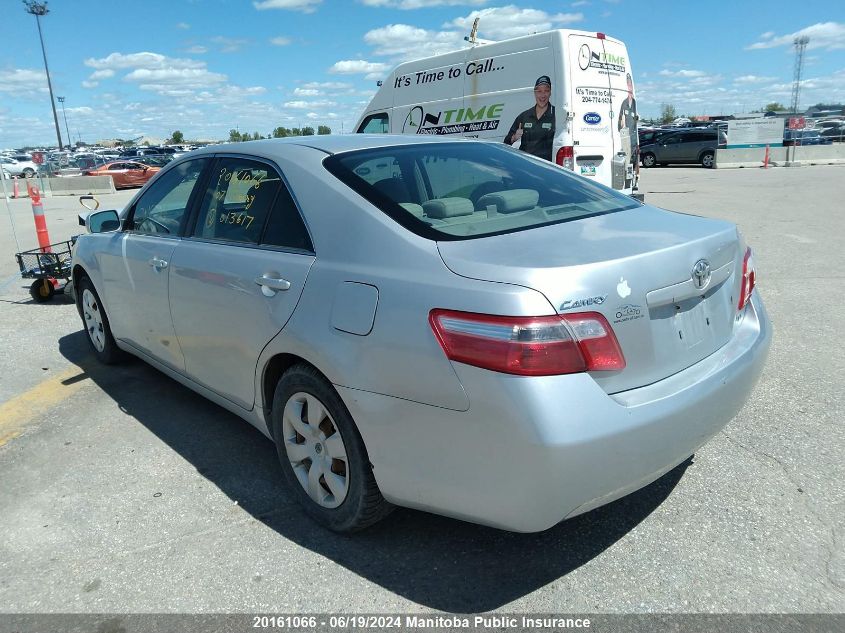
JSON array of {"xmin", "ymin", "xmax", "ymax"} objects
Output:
[
  {"xmin": 692, "ymin": 259, "xmax": 712, "ymax": 290},
  {"xmin": 559, "ymin": 294, "xmax": 608, "ymax": 311}
]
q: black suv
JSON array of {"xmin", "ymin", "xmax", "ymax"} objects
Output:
[{"xmin": 640, "ymin": 129, "xmax": 725, "ymax": 168}]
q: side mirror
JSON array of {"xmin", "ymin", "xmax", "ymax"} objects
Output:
[{"xmin": 86, "ymin": 209, "xmax": 121, "ymax": 233}]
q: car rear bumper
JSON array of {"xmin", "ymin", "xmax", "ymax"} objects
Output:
[{"xmin": 338, "ymin": 292, "xmax": 771, "ymax": 532}]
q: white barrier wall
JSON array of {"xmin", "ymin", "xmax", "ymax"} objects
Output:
[
  {"xmin": 42, "ymin": 176, "xmax": 117, "ymax": 196},
  {"xmin": 716, "ymin": 145, "xmax": 845, "ymax": 168}
]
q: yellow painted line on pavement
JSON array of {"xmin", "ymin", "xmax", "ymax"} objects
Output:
[{"xmin": 0, "ymin": 366, "xmax": 90, "ymax": 447}]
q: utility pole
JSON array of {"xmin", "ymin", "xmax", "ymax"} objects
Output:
[
  {"xmin": 57, "ymin": 96, "xmax": 71, "ymax": 150},
  {"xmin": 790, "ymin": 36, "xmax": 810, "ymax": 114},
  {"xmin": 24, "ymin": 1, "xmax": 63, "ymax": 151}
]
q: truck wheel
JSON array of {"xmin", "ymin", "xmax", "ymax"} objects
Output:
[
  {"xmin": 271, "ymin": 364, "xmax": 393, "ymax": 532},
  {"xmin": 22, "ymin": 168, "xmax": 36, "ymax": 178},
  {"xmin": 641, "ymin": 153, "xmax": 656, "ymax": 168},
  {"xmin": 700, "ymin": 151, "xmax": 715, "ymax": 168},
  {"xmin": 29, "ymin": 279, "xmax": 54, "ymax": 302}
]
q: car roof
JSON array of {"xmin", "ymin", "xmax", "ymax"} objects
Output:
[{"xmin": 188, "ymin": 134, "xmax": 475, "ymax": 159}]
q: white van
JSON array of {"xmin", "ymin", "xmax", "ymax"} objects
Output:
[{"xmin": 355, "ymin": 29, "xmax": 640, "ymax": 197}]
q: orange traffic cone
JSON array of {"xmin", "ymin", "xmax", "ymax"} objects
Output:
[
  {"xmin": 762, "ymin": 145, "xmax": 770, "ymax": 169},
  {"xmin": 25, "ymin": 180, "xmax": 52, "ymax": 253}
]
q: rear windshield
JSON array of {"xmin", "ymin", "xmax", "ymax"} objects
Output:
[{"xmin": 324, "ymin": 142, "xmax": 639, "ymax": 241}]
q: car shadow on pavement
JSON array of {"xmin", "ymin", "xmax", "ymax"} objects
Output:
[{"xmin": 59, "ymin": 330, "xmax": 690, "ymax": 613}]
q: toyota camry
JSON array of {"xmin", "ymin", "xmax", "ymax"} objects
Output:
[{"xmin": 71, "ymin": 135, "xmax": 770, "ymax": 532}]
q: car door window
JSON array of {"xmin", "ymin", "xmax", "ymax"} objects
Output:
[
  {"xmin": 260, "ymin": 184, "xmax": 313, "ymax": 252},
  {"xmin": 192, "ymin": 158, "xmax": 281, "ymax": 244},
  {"xmin": 130, "ymin": 159, "xmax": 207, "ymax": 236}
]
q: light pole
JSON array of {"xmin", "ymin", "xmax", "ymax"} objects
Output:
[
  {"xmin": 57, "ymin": 96, "xmax": 71, "ymax": 150},
  {"xmin": 23, "ymin": 1, "xmax": 63, "ymax": 151}
]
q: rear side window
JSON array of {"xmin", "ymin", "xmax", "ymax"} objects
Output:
[
  {"xmin": 193, "ymin": 158, "xmax": 281, "ymax": 244},
  {"xmin": 358, "ymin": 113, "xmax": 389, "ymax": 134}
]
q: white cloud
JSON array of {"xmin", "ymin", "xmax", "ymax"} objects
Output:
[
  {"xmin": 747, "ymin": 22, "xmax": 845, "ymax": 51},
  {"xmin": 186, "ymin": 45, "xmax": 208, "ymax": 54},
  {"xmin": 66, "ymin": 106, "xmax": 94, "ymax": 115},
  {"xmin": 360, "ymin": 0, "xmax": 488, "ymax": 8},
  {"xmin": 127, "ymin": 67, "xmax": 227, "ymax": 84},
  {"xmin": 734, "ymin": 75, "xmax": 777, "ymax": 84},
  {"xmin": 0, "ymin": 68, "xmax": 47, "ymax": 95},
  {"xmin": 89, "ymin": 69, "xmax": 115, "ymax": 80},
  {"xmin": 283, "ymin": 99, "xmax": 337, "ymax": 108},
  {"xmin": 85, "ymin": 52, "xmax": 204, "ymax": 71},
  {"xmin": 659, "ymin": 69, "xmax": 707, "ymax": 78},
  {"xmin": 445, "ymin": 6, "xmax": 583, "ymax": 40},
  {"xmin": 571, "ymin": 1, "xmax": 589, "ymax": 6},
  {"xmin": 293, "ymin": 88, "xmax": 321, "ymax": 96},
  {"xmin": 81, "ymin": 80, "xmax": 98, "ymax": 89},
  {"xmin": 177, "ymin": 22, "xmax": 191, "ymax": 30},
  {"xmin": 329, "ymin": 60, "xmax": 392, "ymax": 74},
  {"xmin": 270, "ymin": 36, "xmax": 292, "ymax": 46},
  {"xmin": 301, "ymin": 81, "xmax": 353, "ymax": 90},
  {"xmin": 363, "ymin": 23, "xmax": 464, "ymax": 59},
  {"xmin": 253, "ymin": 0, "xmax": 322, "ymax": 12},
  {"xmin": 211, "ymin": 36, "xmax": 250, "ymax": 53}
]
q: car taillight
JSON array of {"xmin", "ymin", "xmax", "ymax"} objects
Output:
[
  {"xmin": 737, "ymin": 247, "xmax": 756, "ymax": 310},
  {"xmin": 555, "ymin": 146, "xmax": 575, "ymax": 171},
  {"xmin": 429, "ymin": 309, "xmax": 625, "ymax": 376}
]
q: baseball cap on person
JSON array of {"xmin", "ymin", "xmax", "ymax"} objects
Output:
[{"xmin": 534, "ymin": 75, "xmax": 551, "ymax": 88}]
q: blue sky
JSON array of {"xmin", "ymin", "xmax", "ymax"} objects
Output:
[{"xmin": 1, "ymin": 0, "xmax": 843, "ymax": 147}]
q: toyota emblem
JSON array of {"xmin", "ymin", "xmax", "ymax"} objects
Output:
[{"xmin": 692, "ymin": 259, "xmax": 712, "ymax": 290}]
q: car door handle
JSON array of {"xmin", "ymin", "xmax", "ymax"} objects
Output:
[
  {"xmin": 254, "ymin": 275, "xmax": 291, "ymax": 291},
  {"xmin": 148, "ymin": 257, "xmax": 168, "ymax": 270}
]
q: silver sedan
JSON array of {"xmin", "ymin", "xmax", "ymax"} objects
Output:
[{"xmin": 71, "ymin": 135, "xmax": 770, "ymax": 532}]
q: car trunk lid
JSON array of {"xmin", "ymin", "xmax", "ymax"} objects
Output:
[{"xmin": 437, "ymin": 205, "xmax": 742, "ymax": 393}]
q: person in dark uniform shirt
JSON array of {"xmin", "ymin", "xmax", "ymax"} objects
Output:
[
  {"xmin": 617, "ymin": 73, "xmax": 639, "ymax": 170},
  {"xmin": 503, "ymin": 75, "xmax": 556, "ymax": 161}
]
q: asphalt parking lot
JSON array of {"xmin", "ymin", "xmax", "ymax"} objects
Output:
[{"xmin": 0, "ymin": 165, "xmax": 843, "ymax": 614}]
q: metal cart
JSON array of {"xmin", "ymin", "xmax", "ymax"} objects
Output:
[{"xmin": 14, "ymin": 238, "xmax": 76, "ymax": 302}]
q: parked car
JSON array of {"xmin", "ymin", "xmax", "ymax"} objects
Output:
[
  {"xmin": 86, "ymin": 160, "xmax": 161, "ymax": 188},
  {"xmin": 783, "ymin": 129, "xmax": 833, "ymax": 146},
  {"xmin": 640, "ymin": 129, "xmax": 726, "ymax": 168},
  {"xmin": 816, "ymin": 124, "xmax": 845, "ymax": 142},
  {"xmin": 134, "ymin": 154, "xmax": 173, "ymax": 167},
  {"xmin": 72, "ymin": 136, "xmax": 770, "ymax": 533},
  {"xmin": 0, "ymin": 156, "xmax": 37, "ymax": 178}
]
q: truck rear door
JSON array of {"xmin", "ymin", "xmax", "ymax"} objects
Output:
[{"xmin": 567, "ymin": 33, "xmax": 633, "ymax": 192}]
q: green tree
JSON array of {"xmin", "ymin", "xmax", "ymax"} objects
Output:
[
  {"xmin": 291, "ymin": 128, "xmax": 302, "ymax": 136},
  {"xmin": 763, "ymin": 102, "xmax": 786, "ymax": 112},
  {"xmin": 252, "ymin": 132, "xmax": 262, "ymax": 140},
  {"xmin": 660, "ymin": 104, "xmax": 677, "ymax": 125},
  {"xmin": 229, "ymin": 129, "xmax": 242, "ymax": 142},
  {"xmin": 170, "ymin": 130, "xmax": 184, "ymax": 144},
  {"xmin": 272, "ymin": 127, "xmax": 289, "ymax": 138},
  {"xmin": 317, "ymin": 125, "xmax": 331, "ymax": 135},
  {"xmin": 302, "ymin": 126, "xmax": 315, "ymax": 136}
]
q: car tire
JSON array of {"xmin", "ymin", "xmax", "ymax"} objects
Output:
[
  {"xmin": 700, "ymin": 151, "xmax": 715, "ymax": 168},
  {"xmin": 29, "ymin": 279, "xmax": 54, "ymax": 302},
  {"xmin": 271, "ymin": 364, "xmax": 393, "ymax": 532},
  {"xmin": 76, "ymin": 276, "xmax": 125, "ymax": 364},
  {"xmin": 641, "ymin": 152, "xmax": 656, "ymax": 168},
  {"xmin": 22, "ymin": 168, "xmax": 35, "ymax": 178}
]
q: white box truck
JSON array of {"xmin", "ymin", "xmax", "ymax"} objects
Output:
[{"xmin": 355, "ymin": 29, "xmax": 641, "ymax": 197}]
